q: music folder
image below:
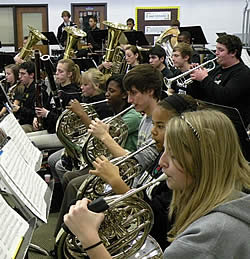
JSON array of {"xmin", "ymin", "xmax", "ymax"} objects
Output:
[
  {"xmin": 124, "ymin": 31, "xmax": 149, "ymax": 46},
  {"xmin": 41, "ymin": 31, "xmax": 60, "ymax": 45},
  {"xmin": 203, "ymin": 101, "xmax": 250, "ymax": 162},
  {"xmin": 72, "ymin": 58, "xmax": 97, "ymax": 71},
  {"xmin": 179, "ymin": 26, "xmax": 208, "ymax": 45},
  {"xmin": 88, "ymin": 29, "xmax": 108, "ymax": 44}
]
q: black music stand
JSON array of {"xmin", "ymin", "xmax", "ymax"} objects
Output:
[
  {"xmin": 41, "ymin": 32, "xmax": 60, "ymax": 45},
  {"xmin": 124, "ymin": 31, "xmax": 149, "ymax": 46},
  {"xmin": 88, "ymin": 29, "xmax": 108, "ymax": 45},
  {"xmin": 179, "ymin": 26, "xmax": 208, "ymax": 45},
  {"xmin": 0, "ymin": 80, "xmax": 13, "ymax": 112},
  {"xmin": 216, "ymin": 32, "xmax": 227, "ymax": 37},
  {"xmin": 72, "ymin": 58, "xmax": 97, "ymax": 71},
  {"xmin": 0, "ymin": 53, "xmax": 15, "ymax": 72},
  {"xmin": 203, "ymin": 101, "xmax": 250, "ymax": 162}
]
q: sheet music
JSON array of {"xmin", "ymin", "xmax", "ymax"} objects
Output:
[
  {"xmin": 241, "ymin": 48, "xmax": 250, "ymax": 68},
  {"xmin": 0, "ymin": 195, "xmax": 29, "ymax": 259},
  {"xmin": 0, "ymin": 113, "xmax": 42, "ymax": 171},
  {"xmin": 0, "ymin": 139, "xmax": 48, "ymax": 222}
]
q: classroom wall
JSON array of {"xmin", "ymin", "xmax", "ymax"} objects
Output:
[{"xmin": 0, "ymin": 0, "xmax": 247, "ymax": 49}]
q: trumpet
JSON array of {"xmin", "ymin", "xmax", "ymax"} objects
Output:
[{"xmin": 164, "ymin": 57, "xmax": 218, "ymax": 89}]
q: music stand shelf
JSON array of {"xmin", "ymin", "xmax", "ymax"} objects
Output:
[
  {"xmin": 124, "ymin": 31, "xmax": 149, "ymax": 46},
  {"xmin": 179, "ymin": 26, "xmax": 208, "ymax": 45},
  {"xmin": 42, "ymin": 32, "xmax": 60, "ymax": 46}
]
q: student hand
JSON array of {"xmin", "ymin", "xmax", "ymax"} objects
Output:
[
  {"xmin": 14, "ymin": 54, "xmax": 25, "ymax": 65},
  {"xmin": 35, "ymin": 107, "xmax": 49, "ymax": 118},
  {"xmin": 90, "ymin": 155, "xmax": 121, "ymax": 185},
  {"xmin": 102, "ymin": 61, "xmax": 112, "ymax": 69},
  {"xmin": 88, "ymin": 43, "xmax": 93, "ymax": 49},
  {"xmin": 190, "ymin": 66, "xmax": 208, "ymax": 81},
  {"xmin": 66, "ymin": 99, "xmax": 83, "ymax": 116},
  {"xmin": 33, "ymin": 117, "xmax": 39, "ymax": 131},
  {"xmin": 64, "ymin": 198, "xmax": 104, "ymax": 247},
  {"xmin": 88, "ymin": 118, "xmax": 110, "ymax": 141}
]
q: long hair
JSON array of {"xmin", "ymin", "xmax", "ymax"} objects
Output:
[
  {"xmin": 81, "ymin": 68, "xmax": 106, "ymax": 93},
  {"xmin": 58, "ymin": 59, "xmax": 81, "ymax": 85},
  {"xmin": 165, "ymin": 109, "xmax": 250, "ymax": 241}
]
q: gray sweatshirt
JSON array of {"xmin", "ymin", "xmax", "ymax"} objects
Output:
[{"xmin": 164, "ymin": 194, "xmax": 250, "ymax": 259}]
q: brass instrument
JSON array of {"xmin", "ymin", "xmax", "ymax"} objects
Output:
[
  {"xmin": 18, "ymin": 25, "xmax": 47, "ymax": 61},
  {"xmin": 56, "ymin": 103, "xmax": 133, "ymax": 171},
  {"xmin": 77, "ymin": 140, "xmax": 156, "ymax": 201},
  {"xmin": 55, "ymin": 174, "xmax": 166, "ymax": 258},
  {"xmin": 102, "ymin": 21, "xmax": 129, "ymax": 75},
  {"xmin": 155, "ymin": 27, "xmax": 180, "ymax": 69},
  {"xmin": 164, "ymin": 57, "xmax": 218, "ymax": 89},
  {"xmin": 63, "ymin": 26, "xmax": 87, "ymax": 59}
]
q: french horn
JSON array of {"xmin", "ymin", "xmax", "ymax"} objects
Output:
[
  {"xmin": 56, "ymin": 103, "xmax": 132, "ymax": 171},
  {"xmin": 55, "ymin": 174, "xmax": 166, "ymax": 259},
  {"xmin": 77, "ymin": 140, "xmax": 156, "ymax": 201}
]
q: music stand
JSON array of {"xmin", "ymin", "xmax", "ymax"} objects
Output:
[
  {"xmin": 88, "ymin": 29, "xmax": 108, "ymax": 45},
  {"xmin": 41, "ymin": 32, "xmax": 60, "ymax": 45},
  {"xmin": 124, "ymin": 31, "xmax": 149, "ymax": 46},
  {"xmin": 0, "ymin": 81, "xmax": 13, "ymax": 112},
  {"xmin": 0, "ymin": 53, "xmax": 15, "ymax": 72},
  {"xmin": 179, "ymin": 26, "xmax": 208, "ymax": 44},
  {"xmin": 72, "ymin": 58, "xmax": 97, "ymax": 72},
  {"xmin": 216, "ymin": 32, "xmax": 227, "ymax": 37},
  {"xmin": 203, "ymin": 101, "xmax": 250, "ymax": 162}
]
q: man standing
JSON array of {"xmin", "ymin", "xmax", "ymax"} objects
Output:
[
  {"xmin": 57, "ymin": 10, "xmax": 76, "ymax": 47},
  {"xmin": 190, "ymin": 34, "xmax": 250, "ymax": 128},
  {"xmin": 87, "ymin": 16, "xmax": 101, "ymax": 51}
]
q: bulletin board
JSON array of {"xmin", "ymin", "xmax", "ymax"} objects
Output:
[{"xmin": 135, "ymin": 6, "xmax": 180, "ymax": 45}]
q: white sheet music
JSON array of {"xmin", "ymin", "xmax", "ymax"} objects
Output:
[
  {"xmin": 0, "ymin": 113, "xmax": 42, "ymax": 171},
  {"xmin": 0, "ymin": 195, "xmax": 29, "ymax": 259},
  {"xmin": 0, "ymin": 139, "xmax": 48, "ymax": 222},
  {"xmin": 241, "ymin": 48, "xmax": 250, "ymax": 68}
]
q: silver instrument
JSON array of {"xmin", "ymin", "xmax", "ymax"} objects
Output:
[{"xmin": 164, "ymin": 57, "xmax": 218, "ymax": 89}]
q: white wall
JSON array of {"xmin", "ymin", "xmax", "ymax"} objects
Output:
[{"xmin": 0, "ymin": 0, "xmax": 247, "ymax": 48}]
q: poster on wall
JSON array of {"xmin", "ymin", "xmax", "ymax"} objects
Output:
[{"xmin": 136, "ymin": 6, "xmax": 180, "ymax": 45}]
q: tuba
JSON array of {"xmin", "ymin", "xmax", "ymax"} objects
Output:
[
  {"xmin": 18, "ymin": 25, "xmax": 47, "ymax": 61},
  {"xmin": 102, "ymin": 21, "xmax": 129, "ymax": 75},
  {"xmin": 55, "ymin": 174, "xmax": 166, "ymax": 258},
  {"xmin": 63, "ymin": 26, "xmax": 87, "ymax": 59},
  {"xmin": 155, "ymin": 26, "xmax": 180, "ymax": 69}
]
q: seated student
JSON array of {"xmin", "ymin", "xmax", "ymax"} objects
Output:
[
  {"xmin": 177, "ymin": 31, "xmax": 200, "ymax": 64},
  {"xmin": 14, "ymin": 61, "xmax": 48, "ymax": 133},
  {"xmin": 125, "ymin": 45, "xmax": 142, "ymax": 71},
  {"xmin": 0, "ymin": 64, "xmax": 25, "ymax": 117},
  {"xmin": 53, "ymin": 64, "xmax": 161, "ymax": 236},
  {"xmin": 48, "ymin": 68, "xmax": 113, "ymax": 184},
  {"xmin": 168, "ymin": 42, "xmax": 194, "ymax": 95},
  {"xmin": 64, "ymin": 109, "xmax": 250, "ymax": 259},
  {"xmin": 27, "ymin": 58, "xmax": 82, "ymax": 150},
  {"xmin": 87, "ymin": 94, "xmax": 203, "ymax": 250},
  {"xmin": 148, "ymin": 45, "xmax": 173, "ymax": 94}
]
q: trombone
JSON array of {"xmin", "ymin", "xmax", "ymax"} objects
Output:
[{"xmin": 164, "ymin": 56, "xmax": 218, "ymax": 89}]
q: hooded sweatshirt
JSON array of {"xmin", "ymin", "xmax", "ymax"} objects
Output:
[{"xmin": 164, "ymin": 193, "xmax": 250, "ymax": 259}]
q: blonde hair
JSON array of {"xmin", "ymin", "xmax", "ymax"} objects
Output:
[
  {"xmin": 58, "ymin": 59, "xmax": 81, "ymax": 85},
  {"xmin": 165, "ymin": 109, "xmax": 250, "ymax": 241},
  {"xmin": 81, "ymin": 68, "xmax": 106, "ymax": 93}
]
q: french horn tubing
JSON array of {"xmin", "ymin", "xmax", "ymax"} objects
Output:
[
  {"xmin": 77, "ymin": 140, "xmax": 156, "ymax": 201},
  {"xmin": 164, "ymin": 56, "xmax": 218, "ymax": 89},
  {"xmin": 55, "ymin": 174, "xmax": 166, "ymax": 259},
  {"xmin": 81, "ymin": 104, "xmax": 135, "ymax": 168}
]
